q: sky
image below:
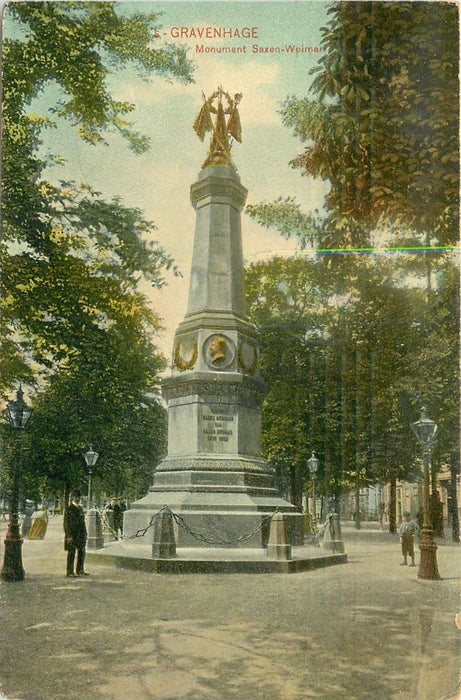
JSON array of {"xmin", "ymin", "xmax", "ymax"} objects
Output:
[{"xmin": 6, "ymin": 0, "xmax": 332, "ymax": 362}]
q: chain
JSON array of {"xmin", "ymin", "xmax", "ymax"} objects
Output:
[
  {"xmin": 95, "ymin": 506, "xmax": 163, "ymax": 541},
  {"xmin": 94, "ymin": 505, "xmax": 281, "ymax": 546},
  {"xmin": 170, "ymin": 509, "xmax": 276, "ymax": 546},
  {"xmin": 124, "ymin": 509, "xmax": 164, "ymax": 540}
]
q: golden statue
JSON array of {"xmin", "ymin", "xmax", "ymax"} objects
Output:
[{"xmin": 193, "ymin": 87, "xmax": 242, "ymax": 169}]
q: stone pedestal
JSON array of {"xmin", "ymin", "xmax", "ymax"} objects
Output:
[
  {"xmin": 124, "ymin": 165, "xmax": 303, "ymax": 548},
  {"xmin": 86, "ymin": 509, "xmax": 104, "ymax": 550},
  {"xmin": 152, "ymin": 509, "xmax": 176, "ymax": 558},
  {"xmin": 267, "ymin": 512, "xmax": 292, "ymax": 560}
]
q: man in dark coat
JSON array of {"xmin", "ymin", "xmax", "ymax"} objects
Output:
[
  {"xmin": 107, "ymin": 497, "xmax": 122, "ymax": 539},
  {"xmin": 64, "ymin": 491, "xmax": 88, "ymax": 577}
]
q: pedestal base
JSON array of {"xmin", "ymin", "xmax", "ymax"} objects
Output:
[
  {"xmin": 123, "ymin": 463, "xmax": 304, "ymax": 548},
  {"xmin": 87, "ymin": 541, "xmax": 347, "ymax": 574}
]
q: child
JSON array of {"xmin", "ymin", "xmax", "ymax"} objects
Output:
[{"xmin": 398, "ymin": 511, "xmax": 420, "ymax": 566}]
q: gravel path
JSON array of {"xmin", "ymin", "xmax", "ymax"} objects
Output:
[{"xmin": 1, "ymin": 517, "xmax": 459, "ymax": 699}]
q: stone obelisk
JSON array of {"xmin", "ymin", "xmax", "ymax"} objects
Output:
[{"xmin": 123, "ymin": 89, "xmax": 303, "ymax": 547}]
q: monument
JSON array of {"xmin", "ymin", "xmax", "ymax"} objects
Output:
[{"xmin": 123, "ymin": 88, "xmax": 304, "ymax": 548}]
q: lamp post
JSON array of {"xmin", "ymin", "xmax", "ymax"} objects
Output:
[
  {"xmin": 307, "ymin": 451, "xmax": 319, "ymax": 534},
  {"xmin": 1, "ymin": 387, "xmax": 32, "ymax": 582},
  {"xmin": 83, "ymin": 446, "xmax": 99, "ymax": 508},
  {"xmin": 411, "ymin": 407, "xmax": 440, "ymax": 580}
]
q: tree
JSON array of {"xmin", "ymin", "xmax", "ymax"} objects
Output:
[
  {"xmin": 400, "ymin": 260, "xmax": 460, "ymax": 523},
  {"xmin": 245, "ymin": 3, "xmax": 459, "ymax": 526},
  {"xmin": 1, "ymin": 2, "xmax": 195, "ymax": 500},
  {"xmin": 245, "ymin": 256, "xmax": 330, "ymax": 505},
  {"xmin": 20, "ymin": 367, "xmax": 167, "ymax": 504},
  {"xmin": 246, "ymin": 198, "xmax": 322, "ymax": 250},
  {"xmin": 280, "ymin": 1, "xmax": 459, "ymax": 244},
  {"xmin": 2, "ymin": 1, "xmax": 194, "ymax": 392},
  {"xmin": 244, "ymin": 251, "xmax": 458, "ymax": 523}
]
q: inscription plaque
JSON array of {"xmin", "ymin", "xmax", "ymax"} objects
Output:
[{"xmin": 201, "ymin": 406, "xmax": 235, "ymax": 444}]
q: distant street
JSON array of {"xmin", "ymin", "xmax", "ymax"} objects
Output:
[{"xmin": 1, "ymin": 516, "xmax": 459, "ymax": 700}]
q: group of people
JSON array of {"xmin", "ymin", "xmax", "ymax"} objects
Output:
[
  {"xmin": 15, "ymin": 491, "xmax": 128, "ymax": 577},
  {"xmin": 63, "ymin": 492, "xmax": 126, "ymax": 577},
  {"xmin": 104, "ymin": 497, "xmax": 126, "ymax": 540}
]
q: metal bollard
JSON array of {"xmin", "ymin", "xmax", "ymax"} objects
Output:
[
  {"xmin": 152, "ymin": 509, "xmax": 176, "ymax": 558},
  {"xmin": 267, "ymin": 512, "xmax": 292, "ymax": 560},
  {"xmin": 86, "ymin": 508, "xmax": 104, "ymax": 549}
]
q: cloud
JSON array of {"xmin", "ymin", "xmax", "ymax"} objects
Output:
[{"xmin": 112, "ymin": 57, "xmax": 281, "ymax": 128}]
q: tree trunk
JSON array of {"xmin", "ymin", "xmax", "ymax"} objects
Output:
[
  {"xmin": 64, "ymin": 483, "xmax": 70, "ymax": 509},
  {"xmin": 291, "ymin": 457, "xmax": 303, "ymax": 511},
  {"xmin": 389, "ymin": 475, "xmax": 397, "ymax": 533},
  {"xmin": 354, "ymin": 482, "xmax": 361, "ymax": 529},
  {"xmin": 340, "ymin": 349, "xmax": 354, "ymax": 522},
  {"xmin": 334, "ymin": 490, "xmax": 342, "ymax": 516},
  {"xmin": 450, "ymin": 463, "xmax": 460, "ymax": 542},
  {"xmin": 354, "ymin": 348, "xmax": 365, "ymax": 530},
  {"xmin": 324, "ymin": 349, "xmax": 333, "ymax": 506},
  {"xmin": 292, "ymin": 355, "xmax": 304, "ymax": 511},
  {"xmin": 425, "ymin": 230, "xmax": 432, "ymax": 298}
]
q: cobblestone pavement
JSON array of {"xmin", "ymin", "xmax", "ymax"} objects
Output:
[{"xmin": 0, "ymin": 516, "xmax": 459, "ymax": 700}]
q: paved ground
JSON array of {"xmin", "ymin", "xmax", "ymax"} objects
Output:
[{"xmin": 0, "ymin": 516, "xmax": 459, "ymax": 700}]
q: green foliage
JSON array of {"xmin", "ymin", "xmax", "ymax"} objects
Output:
[
  {"xmin": 244, "ymin": 3, "xmax": 459, "ymax": 507},
  {"xmin": 281, "ymin": 1, "xmax": 459, "ymax": 240},
  {"xmin": 20, "ymin": 326, "xmax": 168, "ymax": 499},
  {"xmin": 2, "ymin": 1, "xmax": 193, "ymax": 390},
  {"xmin": 400, "ymin": 261, "xmax": 460, "ymax": 466},
  {"xmin": 245, "ymin": 253, "xmax": 458, "ymax": 502},
  {"xmin": 1, "ymin": 2, "xmax": 194, "ymax": 497},
  {"xmin": 4, "ymin": 1, "xmax": 192, "ymax": 147},
  {"xmin": 246, "ymin": 198, "xmax": 322, "ymax": 249},
  {"xmin": 2, "ymin": 184, "xmax": 176, "ymax": 375}
]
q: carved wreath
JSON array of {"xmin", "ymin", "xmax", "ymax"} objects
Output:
[
  {"xmin": 238, "ymin": 341, "xmax": 258, "ymax": 375},
  {"xmin": 174, "ymin": 337, "xmax": 198, "ymax": 372}
]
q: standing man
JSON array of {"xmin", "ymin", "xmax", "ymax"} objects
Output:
[
  {"xmin": 107, "ymin": 497, "xmax": 122, "ymax": 539},
  {"xmin": 112, "ymin": 498, "xmax": 123, "ymax": 539},
  {"xmin": 64, "ymin": 491, "xmax": 89, "ymax": 577}
]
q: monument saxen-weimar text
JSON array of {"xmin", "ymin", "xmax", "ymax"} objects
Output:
[{"xmin": 123, "ymin": 88, "xmax": 305, "ymax": 548}]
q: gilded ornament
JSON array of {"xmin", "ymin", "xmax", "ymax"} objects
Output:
[
  {"xmin": 193, "ymin": 87, "xmax": 242, "ymax": 169},
  {"xmin": 174, "ymin": 336, "xmax": 198, "ymax": 372}
]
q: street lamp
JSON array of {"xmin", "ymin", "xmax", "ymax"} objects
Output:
[
  {"xmin": 1, "ymin": 387, "xmax": 32, "ymax": 582},
  {"xmin": 83, "ymin": 446, "xmax": 99, "ymax": 508},
  {"xmin": 307, "ymin": 451, "xmax": 319, "ymax": 534},
  {"xmin": 411, "ymin": 407, "xmax": 440, "ymax": 580}
]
